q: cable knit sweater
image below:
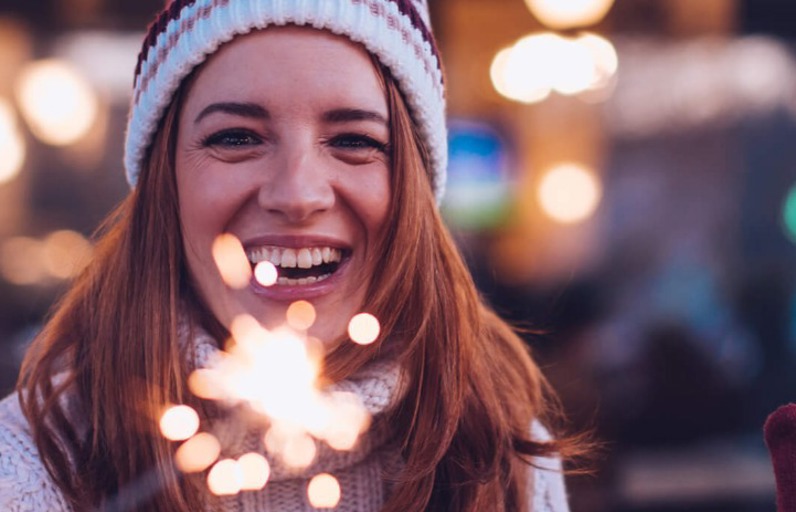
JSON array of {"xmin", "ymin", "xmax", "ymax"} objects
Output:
[{"xmin": 0, "ymin": 325, "xmax": 570, "ymax": 511}]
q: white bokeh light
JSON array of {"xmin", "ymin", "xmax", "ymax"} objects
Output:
[
  {"xmin": 524, "ymin": 0, "xmax": 615, "ymax": 30},
  {"xmin": 537, "ymin": 163, "xmax": 602, "ymax": 224},
  {"xmin": 15, "ymin": 59, "xmax": 99, "ymax": 146},
  {"xmin": 0, "ymin": 98, "xmax": 25, "ymax": 184}
]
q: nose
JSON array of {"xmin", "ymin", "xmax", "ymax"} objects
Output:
[{"xmin": 257, "ymin": 143, "xmax": 335, "ymax": 223}]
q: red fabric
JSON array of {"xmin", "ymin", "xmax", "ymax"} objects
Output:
[{"xmin": 766, "ymin": 404, "xmax": 796, "ymax": 512}]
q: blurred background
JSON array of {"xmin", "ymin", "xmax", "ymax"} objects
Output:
[{"xmin": 0, "ymin": 0, "xmax": 794, "ymax": 510}]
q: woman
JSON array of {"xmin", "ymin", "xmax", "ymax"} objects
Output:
[{"xmin": 0, "ymin": 1, "xmax": 578, "ymax": 510}]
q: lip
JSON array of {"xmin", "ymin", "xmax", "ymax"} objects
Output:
[{"xmin": 243, "ymin": 234, "xmax": 353, "ymax": 302}]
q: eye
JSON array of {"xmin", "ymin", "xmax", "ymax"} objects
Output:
[
  {"xmin": 202, "ymin": 129, "xmax": 262, "ymax": 148},
  {"xmin": 329, "ymin": 134, "xmax": 389, "ymax": 154}
]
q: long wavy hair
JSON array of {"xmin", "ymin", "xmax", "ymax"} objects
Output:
[{"xmin": 17, "ymin": 54, "xmax": 580, "ymax": 511}]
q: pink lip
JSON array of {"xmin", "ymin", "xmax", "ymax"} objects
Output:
[{"xmin": 242, "ymin": 234, "xmax": 353, "ymax": 302}]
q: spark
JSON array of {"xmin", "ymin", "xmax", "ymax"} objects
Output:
[
  {"xmin": 238, "ymin": 453, "xmax": 270, "ymax": 490},
  {"xmin": 212, "ymin": 234, "xmax": 252, "ymax": 289},
  {"xmin": 254, "ymin": 261, "xmax": 278, "ymax": 287},
  {"xmin": 174, "ymin": 432, "xmax": 221, "ymax": 473},
  {"xmin": 207, "ymin": 459, "xmax": 243, "ymax": 496},
  {"xmin": 286, "ymin": 300, "xmax": 316, "ymax": 331},
  {"xmin": 159, "ymin": 405, "xmax": 200, "ymax": 441},
  {"xmin": 307, "ymin": 473, "xmax": 342, "ymax": 508},
  {"xmin": 347, "ymin": 313, "xmax": 381, "ymax": 345}
]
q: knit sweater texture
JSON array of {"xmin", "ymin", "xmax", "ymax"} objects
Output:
[{"xmin": 0, "ymin": 324, "xmax": 570, "ymax": 511}]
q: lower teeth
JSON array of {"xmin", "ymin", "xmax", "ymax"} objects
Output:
[{"xmin": 276, "ymin": 274, "xmax": 331, "ymax": 286}]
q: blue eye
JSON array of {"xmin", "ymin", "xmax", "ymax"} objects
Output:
[{"xmin": 202, "ymin": 130, "xmax": 262, "ymax": 148}]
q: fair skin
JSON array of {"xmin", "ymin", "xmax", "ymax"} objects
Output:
[{"xmin": 176, "ymin": 26, "xmax": 391, "ymax": 346}]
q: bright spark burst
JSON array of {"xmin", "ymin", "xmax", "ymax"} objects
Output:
[
  {"xmin": 307, "ymin": 473, "xmax": 342, "ymax": 508},
  {"xmin": 159, "ymin": 405, "xmax": 200, "ymax": 441},
  {"xmin": 165, "ymin": 306, "xmax": 378, "ymax": 499},
  {"xmin": 347, "ymin": 313, "xmax": 381, "ymax": 345},
  {"xmin": 212, "ymin": 234, "xmax": 252, "ymax": 289}
]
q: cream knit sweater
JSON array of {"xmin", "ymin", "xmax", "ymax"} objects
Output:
[{"xmin": 0, "ymin": 326, "xmax": 570, "ymax": 511}]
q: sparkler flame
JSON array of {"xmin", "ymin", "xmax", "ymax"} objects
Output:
[{"xmin": 158, "ymin": 238, "xmax": 384, "ymax": 502}]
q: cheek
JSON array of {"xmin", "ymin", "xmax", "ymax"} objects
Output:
[{"xmin": 347, "ymin": 168, "xmax": 391, "ymax": 234}]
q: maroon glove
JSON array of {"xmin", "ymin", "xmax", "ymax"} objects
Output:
[{"xmin": 766, "ymin": 404, "xmax": 796, "ymax": 512}]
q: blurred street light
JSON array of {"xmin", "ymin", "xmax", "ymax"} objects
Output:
[
  {"xmin": 524, "ymin": 0, "xmax": 615, "ymax": 30},
  {"xmin": 0, "ymin": 98, "xmax": 25, "ymax": 185},
  {"xmin": 538, "ymin": 163, "xmax": 602, "ymax": 224},
  {"xmin": 15, "ymin": 59, "xmax": 98, "ymax": 146}
]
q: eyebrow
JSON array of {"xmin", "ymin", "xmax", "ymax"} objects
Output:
[
  {"xmin": 193, "ymin": 103, "xmax": 387, "ymax": 126},
  {"xmin": 322, "ymin": 108, "xmax": 388, "ymax": 126},
  {"xmin": 194, "ymin": 102, "xmax": 269, "ymax": 124}
]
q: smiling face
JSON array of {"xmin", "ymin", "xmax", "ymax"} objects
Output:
[{"xmin": 176, "ymin": 27, "xmax": 391, "ymax": 347}]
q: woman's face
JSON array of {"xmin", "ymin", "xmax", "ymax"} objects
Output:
[{"xmin": 176, "ymin": 27, "xmax": 391, "ymax": 347}]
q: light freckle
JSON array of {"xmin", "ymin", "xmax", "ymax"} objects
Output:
[
  {"xmin": 212, "ymin": 234, "xmax": 252, "ymax": 289},
  {"xmin": 254, "ymin": 261, "xmax": 278, "ymax": 286},
  {"xmin": 159, "ymin": 405, "xmax": 200, "ymax": 441},
  {"xmin": 347, "ymin": 313, "xmax": 380, "ymax": 345},
  {"xmin": 307, "ymin": 473, "xmax": 341, "ymax": 508},
  {"xmin": 175, "ymin": 432, "xmax": 221, "ymax": 473},
  {"xmin": 286, "ymin": 300, "xmax": 317, "ymax": 330}
]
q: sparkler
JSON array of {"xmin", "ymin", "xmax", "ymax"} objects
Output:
[{"xmin": 159, "ymin": 233, "xmax": 382, "ymax": 507}]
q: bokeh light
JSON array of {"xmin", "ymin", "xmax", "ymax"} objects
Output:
[
  {"xmin": 42, "ymin": 230, "xmax": 93, "ymax": 280},
  {"xmin": 212, "ymin": 234, "xmax": 252, "ymax": 289},
  {"xmin": 490, "ymin": 45, "xmax": 551, "ymax": 104},
  {"xmin": 238, "ymin": 452, "xmax": 270, "ymax": 491},
  {"xmin": 524, "ymin": 0, "xmax": 615, "ymax": 30},
  {"xmin": 784, "ymin": 184, "xmax": 796, "ymax": 243},
  {"xmin": 287, "ymin": 300, "xmax": 317, "ymax": 331},
  {"xmin": 347, "ymin": 313, "xmax": 380, "ymax": 345},
  {"xmin": 159, "ymin": 405, "xmax": 200, "ymax": 441},
  {"xmin": 307, "ymin": 473, "xmax": 342, "ymax": 509},
  {"xmin": 254, "ymin": 261, "xmax": 278, "ymax": 287},
  {"xmin": 491, "ymin": 32, "xmax": 617, "ymax": 104},
  {"xmin": 0, "ymin": 98, "xmax": 25, "ymax": 184},
  {"xmin": 578, "ymin": 32, "xmax": 619, "ymax": 90},
  {"xmin": 15, "ymin": 59, "xmax": 98, "ymax": 146},
  {"xmin": 207, "ymin": 459, "xmax": 243, "ymax": 496},
  {"xmin": 537, "ymin": 163, "xmax": 602, "ymax": 224},
  {"xmin": 0, "ymin": 236, "xmax": 46, "ymax": 285},
  {"xmin": 174, "ymin": 432, "xmax": 221, "ymax": 473}
]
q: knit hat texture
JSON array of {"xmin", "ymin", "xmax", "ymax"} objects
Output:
[{"xmin": 125, "ymin": 0, "xmax": 447, "ymax": 201}]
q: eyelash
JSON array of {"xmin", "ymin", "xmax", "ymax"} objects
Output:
[
  {"xmin": 201, "ymin": 129, "xmax": 261, "ymax": 148},
  {"xmin": 329, "ymin": 134, "xmax": 389, "ymax": 154},
  {"xmin": 201, "ymin": 130, "xmax": 389, "ymax": 154}
]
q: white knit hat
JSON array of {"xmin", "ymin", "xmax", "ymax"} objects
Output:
[{"xmin": 124, "ymin": 0, "xmax": 447, "ymax": 201}]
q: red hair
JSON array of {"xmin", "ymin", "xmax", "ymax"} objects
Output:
[{"xmin": 18, "ymin": 58, "xmax": 582, "ymax": 512}]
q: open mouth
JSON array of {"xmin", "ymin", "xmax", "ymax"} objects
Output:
[{"xmin": 246, "ymin": 246, "xmax": 347, "ymax": 286}]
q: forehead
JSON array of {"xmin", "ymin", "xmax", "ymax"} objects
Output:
[{"xmin": 183, "ymin": 26, "xmax": 387, "ymax": 113}]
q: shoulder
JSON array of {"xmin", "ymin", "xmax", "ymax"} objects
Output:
[
  {"xmin": 0, "ymin": 392, "xmax": 73, "ymax": 511},
  {"xmin": 528, "ymin": 420, "xmax": 571, "ymax": 512}
]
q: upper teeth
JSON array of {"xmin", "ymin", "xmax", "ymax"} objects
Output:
[{"xmin": 247, "ymin": 246, "xmax": 342, "ymax": 269}]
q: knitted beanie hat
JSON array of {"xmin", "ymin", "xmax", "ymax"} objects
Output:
[{"xmin": 124, "ymin": 0, "xmax": 447, "ymax": 201}]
